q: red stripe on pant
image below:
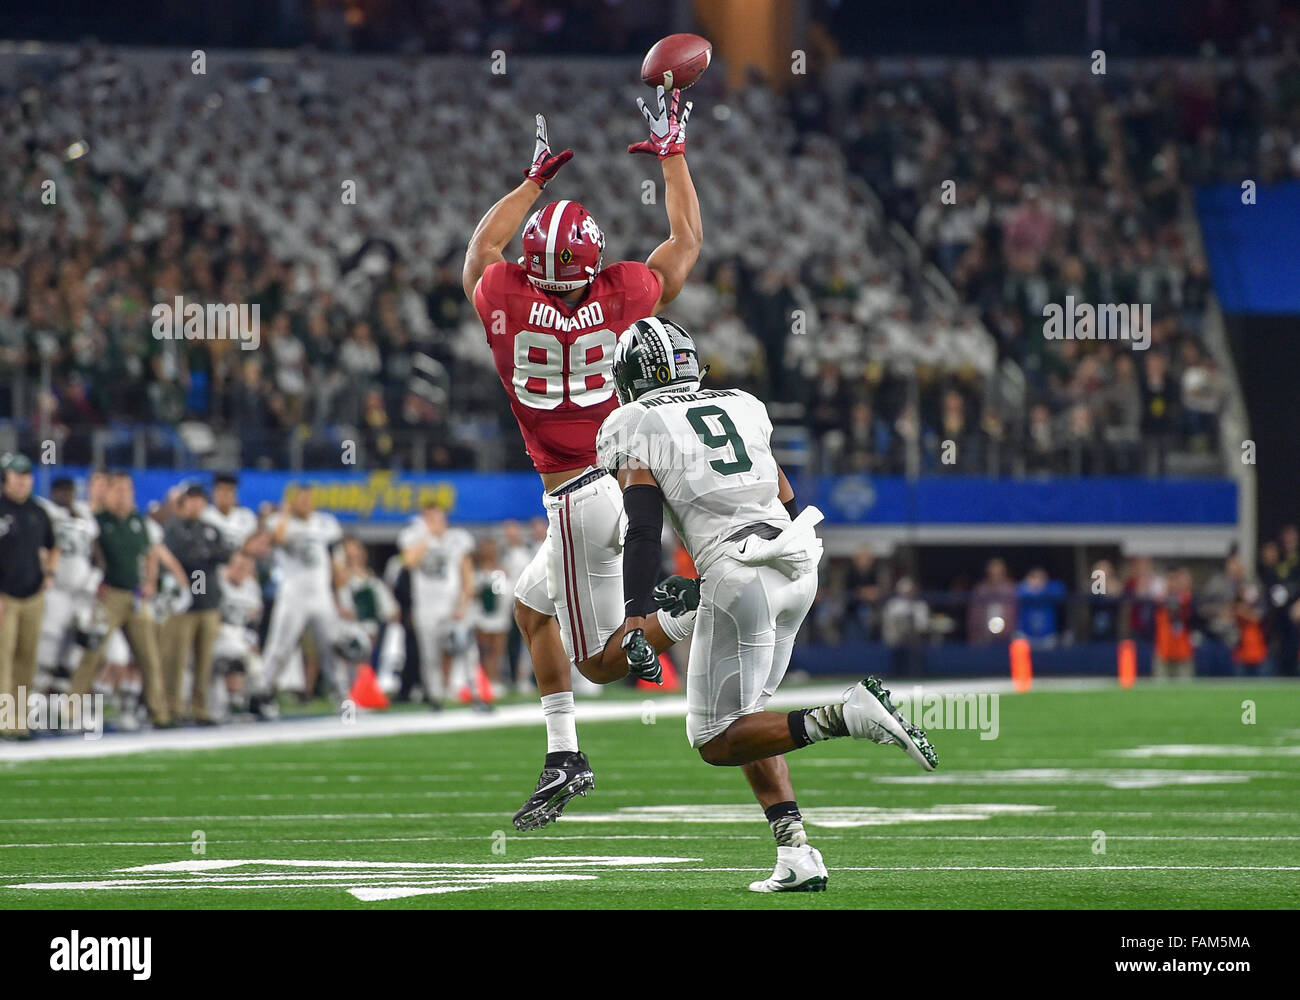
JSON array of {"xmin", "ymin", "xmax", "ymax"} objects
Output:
[
  {"xmin": 561, "ymin": 495, "xmax": 588, "ymax": 661},
  {"xmin": 566, "ymin": 495, "xmax": 591, "ymax": 660}
]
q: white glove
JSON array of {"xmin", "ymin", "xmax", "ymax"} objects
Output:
[{"xmin": 628, "ymin": 86, "xmax": 692, "ymax": 158}]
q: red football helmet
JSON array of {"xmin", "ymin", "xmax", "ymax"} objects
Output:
[{"xmin": 520, "ymin": 200, "xmax": 605, "ymax": 293}]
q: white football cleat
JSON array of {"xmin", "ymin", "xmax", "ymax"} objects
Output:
[
  {"xmin": 748, "ymin": 845, "xmax": 829, "ymax": 893},
  {"xmin": 842, "ymin": 677, "xmax": 939, "ymax": 771}
]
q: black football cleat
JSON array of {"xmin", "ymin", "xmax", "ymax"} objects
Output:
[{"xmin": 512, "ymin": 751, "xmax": 595, "ymax": 831}]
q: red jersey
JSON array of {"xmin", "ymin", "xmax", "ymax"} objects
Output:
[{"xmin": 474, "ymin": 259, "xmax": 661, "ymax": 473}]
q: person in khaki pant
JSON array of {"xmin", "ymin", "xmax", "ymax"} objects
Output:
[
  {"xmin": 69, "ymin": 473, "xmax": 187, "ymax": 728},
  {"xmin": 161, "ymin": 607, "xmax": 222, "ymax": 722},
  {"xmin": 161, "ymin": 485, "xmax": 233, "ymax": 723},
  {"xmin": 0, "ymin": 453, "xmax": 59, "ymax": 738}
]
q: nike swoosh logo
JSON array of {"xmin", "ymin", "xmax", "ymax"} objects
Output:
[
  {"xmin": 775, "ymin": 869, "xmax": 800, "ymax": 885},
  {"xmin": 537, "ymin": 771, "xmax": 567, "ymax": 793}
]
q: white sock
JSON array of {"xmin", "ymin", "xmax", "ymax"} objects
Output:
[
  {"xmin": 657, "ymin": 607, "xmax": 697, "ymax": 644},
  {"xmin": 540, "ymin": 691, "xmax": 578, "ymax": 753}
]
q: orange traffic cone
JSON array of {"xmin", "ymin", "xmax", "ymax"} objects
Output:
[
  {"xmin": 1009, "ymin": 638, "xmax": 1033, "ymax": 692},
  {"xmin": 1118, "ymin": 639, "xmax": 1137, "ymax": 688},
  {"xmin": 459, "ymin": 665, "xmax": 495, "ymax": 704},
  {"xmin": 350, "ymin": 664, "xmax": 390, "ymax": 710},
  {"xmin": 637, "ymin": 653, "xmax": 682, "ymax": 692}
]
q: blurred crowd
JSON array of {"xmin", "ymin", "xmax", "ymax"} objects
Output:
[
  {"xmin": 0, "ymin": 48, "xmax": 886, "ymax": 472},
  {"xmin": 783, "ymin": 46, "xmax": 1300, "ymax": 474},
  {"xmin": 812, "ymin": 524, "xmax": 1300, "ymax": 678},
  {"xmin": 2, "ymin": 44, "xmax": 1294, "ymax": 475}
]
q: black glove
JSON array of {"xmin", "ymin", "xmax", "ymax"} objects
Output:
[
  {"xmin": 652, "ymin": 575, "xmax": 700, "ymax": 617},
  {"xmin": 621, "ymin": 628, "xmax": 661, "ymax": 684}
]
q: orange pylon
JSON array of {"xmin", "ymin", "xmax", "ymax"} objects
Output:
[
  {"xmin": 1118, "ymin": 639, "xmax": 1137, "ymax": 688},
  {"xmin": 1010, "ymin": 638, "xmax": 1033, "ymax": 692},
  {"xmin": 349, "ymin": 664, "xmax": 390, "ymax": 709}
]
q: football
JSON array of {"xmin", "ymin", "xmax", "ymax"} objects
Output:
[{"xmin": 640, "ymin": 32, "xmax": 712, "ymax": 90}]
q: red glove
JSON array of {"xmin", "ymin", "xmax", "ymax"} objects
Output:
[
  {"xmin": 523, "ymin": 114, "xmax": 573, "ymax": 189},
  {"xmin": 627, "ymin": 86, "xmax": 693, "ymax": 158}
]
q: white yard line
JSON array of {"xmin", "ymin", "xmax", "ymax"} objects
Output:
[
  {"xmin": 7, "ymin": 866, "xmax": 1300, "ymax": 884},
  {"xmin": 0, "ymin": 678, "xmax": 1110, "ymax": 763},
  {"xmin": 605, "ymin": 865, "xmax": 1300, "ymax": 873},
  {"xmin": 3, "ymin": 833, "xmax": 1299, "ymax": 850},
  {"xmin": 5, "ymin": 806, "xmax": 1300, "ymax": 826}
]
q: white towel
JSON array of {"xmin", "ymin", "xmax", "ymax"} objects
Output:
[{"xmin": 732, "ymin": 505, "xmax": 825, "ymax": 580}]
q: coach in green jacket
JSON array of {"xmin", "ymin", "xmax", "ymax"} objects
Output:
[{"xmin": 69, "ymin": 472, "xmax": 186, "ymax": 728}]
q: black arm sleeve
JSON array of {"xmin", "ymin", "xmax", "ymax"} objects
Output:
[
  {"xmin": 621, "ymin": 483, "xmax": 664, "ymax": 619},
  {"xmin": 783, "ymin": 496, "xmax": 799, "ymax": 520}
]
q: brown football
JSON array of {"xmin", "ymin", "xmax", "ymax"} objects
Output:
[{"xmin": 640, "ymin": 33, "xmax": 712, "ymax": 90}]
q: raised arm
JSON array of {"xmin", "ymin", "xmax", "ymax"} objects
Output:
[
  {"xmin": 629, "ymin": 87, "xmax": 702, "ymax": 311},
  {"xmin": 646, "ymin": 157, "xmax": 702, "ymax": 311},
  {"xmin": 401, "ymin": 533, "xmax": 430, "ymax": 569},
  {"xmin": 462, "ymin": 114, "xmax": 571, "ymax": 302}
]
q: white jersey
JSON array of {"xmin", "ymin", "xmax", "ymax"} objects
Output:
[
  {"xmin": 397, "ymin": 519, "xmax": 473, "ymax": 606},
  {"xmin": 203, "ymin": 504, "xmax": 258, "ymax": 550},
  {"xmin": 219, "ymin": 572, "xmax": 263, "ymax": 629},
  {"xmin": 38, "ymin": 499, "xmax": 100, "ymax": 593},
  {"xmin": 597, "ymin": 387, "xmax": 789, "ymax": 575},
  {"xmin": 269, "ymin": 511, "xmax": 342, "ymax": 596}
]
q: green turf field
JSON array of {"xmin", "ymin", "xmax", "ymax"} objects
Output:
[{"xmin": 1, "ymin": 681, "xmax": 1298, "ymax": 909}]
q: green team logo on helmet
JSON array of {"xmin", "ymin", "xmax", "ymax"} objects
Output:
[{"xmin": 613, "ymin": 316, "xmax": 701, "ymax": 404}]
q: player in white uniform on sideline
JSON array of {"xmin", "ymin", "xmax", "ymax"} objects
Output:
[
  {"xmin": 260, "ymin": 488, "xmax": 347, "ymax": 700},
  {"xmin": 202, "ymin": 473, "xmax": 258, "ymax": 551},
  {"xmin": 470, "ymin": 535, "xmax": 513, "ymax": 697},
  {"xmin": 398, "ymin": 502, "xmax": 475, "ymax": 707},
  {"xmin": 36, "ymin": 477, "xmax": 102, "ymax": 682},
  {"xmin": 598, "ymin": 317, "xmax": 939, "ymax": 894},
  {"xmin": 337, "ymin": 536, "xmax": 405, "ymax": 693},
  {"xmin": 210, "ymin": 549, "xmax": 266, "ymax": 718}
]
